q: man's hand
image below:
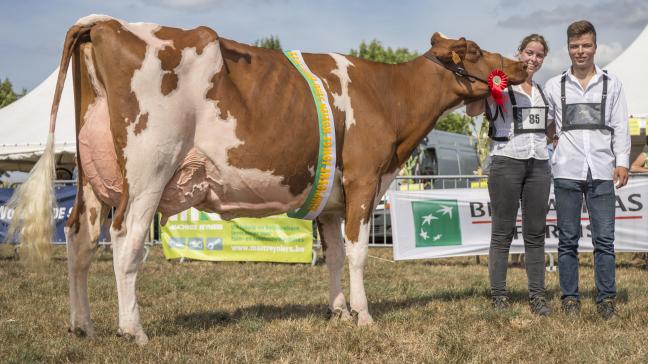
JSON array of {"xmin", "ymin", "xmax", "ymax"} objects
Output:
[{"xmin": 613, "ymin": 166, "xmax": 629, "ymax": 189}]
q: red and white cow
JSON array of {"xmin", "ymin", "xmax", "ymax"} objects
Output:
[{"xmin": 8, "ymin": 15, "xmax": 526, "ymax": 344}]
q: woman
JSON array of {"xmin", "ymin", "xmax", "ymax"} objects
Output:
[{"xmin": 467, "ymin": 34, "xmax": 552, "ymax": 315}]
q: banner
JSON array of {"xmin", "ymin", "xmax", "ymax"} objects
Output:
[
  {"xmin": 0, "ymin": 186, "xmax": 77, "ymax": 243},
  {"xmin": 390, "ymin": 176, "xmax": 648, "ymax": 260},
  {"xmin": 161, "ymin": 208, "xmax": 313, "ymax": 263}
]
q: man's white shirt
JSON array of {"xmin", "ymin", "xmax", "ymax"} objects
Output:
[
  {"xmin": 488, "ymin": 82, "xmax": 550, "ymax": 160},
  {"xmin": 544, "ymin": 65, "xmax": 630, "ymax": 180}
]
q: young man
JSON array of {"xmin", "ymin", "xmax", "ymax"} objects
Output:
[{"xmin": 544, "ymin": 20, "xmax": 630, "ymax": 319}]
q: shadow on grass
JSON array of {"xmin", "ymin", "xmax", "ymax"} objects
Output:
[{"xmin": 157, "ymin": 284, "xmax": 630, "ymax": 335}]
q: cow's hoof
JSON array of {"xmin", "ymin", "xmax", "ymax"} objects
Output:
[
  {"xmin": 68, "ymin": 325, "xmax": 95, "ymax": 338},
  {"xmin": 117, "ymin": 329, "xmax": 149, "ymax": 346},
  {"xmin": 351, "ymin": 310, "xmax": 374, "ymax": 326},
  {"xmin": 326, "ymin": 307, "xmax": 352, "ymax": 321}
]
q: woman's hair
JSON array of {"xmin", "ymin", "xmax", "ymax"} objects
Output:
[{"xmin": 517, "ymin": 34, "xmax": 549, "ymax": 56}]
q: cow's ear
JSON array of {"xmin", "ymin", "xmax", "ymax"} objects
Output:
[
  {"xmin": 430, "ymin": 35, "xmax": 467, "ymax": 64},
  {"xmin": 449, "ymin": 38, "xmax": 468, "ymax": 64},
  {"xmin": 430, "ymin": 32, "xmax": 448, "ymax": 47}
]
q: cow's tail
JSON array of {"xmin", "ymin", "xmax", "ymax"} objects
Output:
[{"xmin": 5, "ymin": 24, "xmax": 92, "ymax": 264}]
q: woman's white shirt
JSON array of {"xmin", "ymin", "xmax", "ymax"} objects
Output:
[{"xmin": 488, "ymin": 82, "xmax": 550, "ymax": 160}]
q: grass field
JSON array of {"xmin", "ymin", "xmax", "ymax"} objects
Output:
[{"xmin": 1, "ymin": 245, "xmax": 648, "ymax": 363}]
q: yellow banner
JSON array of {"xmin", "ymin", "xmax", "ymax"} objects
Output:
[
  {"xmin": 161, "ymin": 209, "xmax": 313, "ymax": 263},
  {"xmin": 629, "ymin": 117, "xmax": 642, "ymax": 136}
]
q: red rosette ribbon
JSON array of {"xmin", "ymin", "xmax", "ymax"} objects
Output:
[{"xmin": 487, "ymin": 69, "xmax": 508, "ymax": 107}]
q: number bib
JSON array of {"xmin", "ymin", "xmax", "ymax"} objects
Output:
[{"xmin": 514, "ymin": 106, "xmax": 548, "ymax": 134}]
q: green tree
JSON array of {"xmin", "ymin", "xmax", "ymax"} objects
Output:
[
  {"xmin": 253, "ymin": 35, "xmax": 282, "ymax": 50},
  {"xmin": 434, "ymin": 112, "xmax": 475, "ymax": 135},
  {"xmin": 350, "ymin": 40, "xmax": 418, "ymax": 64},
  {"xmin": 0, "ymin": 78, "xmax": 18, "ymax": 108}
]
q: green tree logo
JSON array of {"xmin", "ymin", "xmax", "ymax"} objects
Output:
[{"xmin": 412, "ymin": 200, "xmax": 462, "ymax": 247}]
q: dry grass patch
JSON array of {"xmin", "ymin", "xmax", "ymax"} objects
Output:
[{"xmin": 1, "ymin": 245, "xmax": 648, "ymax": 362}]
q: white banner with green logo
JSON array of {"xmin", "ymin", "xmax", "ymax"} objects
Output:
[
  {"xmin": 161, "ymin": 208, "xmax": 313, "ymax": 263},
  {"xmin": 390, "ymin": 177, "xmax": 648, "ymax": 260}
]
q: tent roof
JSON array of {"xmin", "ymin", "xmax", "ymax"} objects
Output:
[
  {"xmin": 606, "ymin": 24, "xmax": 648, "ymax": 118},
  {"xmin": 0, "ymin": 68, "xmax": 76, "ymax": 173}
]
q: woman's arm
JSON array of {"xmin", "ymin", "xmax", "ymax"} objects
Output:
[{"xmin": 630, "ymin": 152, "xmax": 648, "ymax": 173}]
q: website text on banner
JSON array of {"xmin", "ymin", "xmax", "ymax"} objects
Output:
[
  {"xmin": 161, "ymin": 208, "xmax": 313, "ymax": 263},
  {"xmin": 390, "ymin": 176, "xmax": 648, "ymax": 261}
]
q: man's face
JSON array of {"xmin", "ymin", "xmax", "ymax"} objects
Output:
[{"xmin": 568, "ymin": 33, "xmax": 597, "ymax": 70}]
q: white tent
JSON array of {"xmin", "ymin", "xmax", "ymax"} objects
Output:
[
  {"xmin": 606, "ymin": 24, "xmax": 648, "ymax": 118},
  {"xmin": 0, "ymin": 68, "xmax": 76, "ymax": 174}
]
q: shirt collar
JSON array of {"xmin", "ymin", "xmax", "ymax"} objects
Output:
[{"xmin": 565, "ymin": 64, "xmax": 604, "ymax": 85}]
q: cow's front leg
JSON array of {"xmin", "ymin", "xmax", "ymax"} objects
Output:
[
  {"xmin": 317, "ymin": 213, "xmax": 352, "ymax": 321},
  {"xmin": 343, "ymin": 180, "xmax": 377, "ymax": 326}
]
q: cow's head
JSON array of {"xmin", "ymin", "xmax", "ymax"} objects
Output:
[{"xmin": 426, "ymin": 33, "xmax": 527, "ymax": 100}]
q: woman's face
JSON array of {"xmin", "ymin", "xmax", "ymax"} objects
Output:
[{"xmin": 518, "ymin": 40, "xmax": 546, "ymax": 77}]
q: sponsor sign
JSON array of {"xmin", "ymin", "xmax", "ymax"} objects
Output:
[
  {"xmin": 390, "ymin": 177, "xmax": 648, "ymax": 260},
  {"xmin": 161, "ymin": 208, "xmax": 313, "ymax": 263}
]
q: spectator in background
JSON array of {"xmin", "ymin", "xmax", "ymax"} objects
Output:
[{"xmin": 630, "ymin": 144, "xmax": 648, "ymax": 173}]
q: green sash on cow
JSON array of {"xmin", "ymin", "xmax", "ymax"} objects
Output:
[{"xmin": 284, "ymin": 50, "xmax": 337, "ymax": 220}]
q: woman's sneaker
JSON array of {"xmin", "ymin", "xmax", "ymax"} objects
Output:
[
  {"xmin": 492, "ymin": 296, "xmax": 510, "ymax": 311},
  {"xmin": 529, "ymin": 296, "xmax": 551, "ymax": 316}
]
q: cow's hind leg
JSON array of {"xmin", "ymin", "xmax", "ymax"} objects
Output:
[
  {"xmin": 110, "ymin": 192, "xmax": 161, "ymax": 346},
  {"xmin": 66, "ymin": 183, "xmax": 109, "ymax": 337},
  {"xmin": 317, "ymin": 214, "xmax": 352, "ymax": 321}
]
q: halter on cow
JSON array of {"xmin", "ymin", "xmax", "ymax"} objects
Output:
[{"xmin": 7, "ymin": 15, "xmax": 527, "ymax": 345}]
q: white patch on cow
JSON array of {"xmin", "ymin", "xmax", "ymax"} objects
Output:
[
  {"xmin": 361, "ymin": 204, "xmax": 366, "ymax": 211},
  {"xmin": 328, "ymin": 53, "xmax": 356, "ymax": 131},
  {"xmin": 343, "ymin": 220, "xmax": 372, "ymax": 324},
  {"xmin": 125, "ymin": 32, "xmax": 219, "ymax": 197},
  {"xmin": 344, "ymin": 220, "xmax": 369, "ymax": 264},
  {"xmin": 437, "ymin": 32, "xmax": 449, "ymax": 39},
  {"xmin": 75, "ymin": 14, "xmax": 114, "ymax": 26},
  {"xmin": 119, "ymin": 21, "xmax": 172, "ymax": 51},
  {"xmin": 82, "ymin": 46, "xmax": 105, "ymax": 98}
]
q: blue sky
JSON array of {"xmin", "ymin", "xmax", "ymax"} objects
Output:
[{"xmin": 1, "ymin": 0, "xmax": 646, "ymax": 91}]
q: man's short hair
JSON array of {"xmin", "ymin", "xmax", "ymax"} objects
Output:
[{"xmin": 567, "ymin": 20, "xmax": 597, "ymax": 44}]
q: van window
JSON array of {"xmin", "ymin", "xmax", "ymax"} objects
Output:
[
  {"xmin": 418, "ymin": 149, "xmax": 438, "ymax": 175},
  {"xmin": 459, "ymin": 150, "xmax": 479, "ymax": 175},
  {"xmin": 436, "ymin": 147, "xmax": 460, "ymax": 175}
]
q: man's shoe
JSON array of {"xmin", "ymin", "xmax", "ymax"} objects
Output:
[
  {"xmin": 561, "ymin": 297, "xmax": 581, "ymax": 316},
  {"xmin": 492, "ymin": 296, "xmax": 510, "ymax": 311},
  {"xmin": 597, "ymin": 298, "xmax": 618, "ymax": 320},
  {"xmin": 529, "ymin": 296, "xmax": 551, "ymax": 316}
]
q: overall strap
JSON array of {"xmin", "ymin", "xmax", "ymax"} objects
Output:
[
  {"xmin": 536, "ymin": 82, "xmax": 549, "ymax": 107},
  {"xmin": 601, "ymin": 70, "xmax": 608, "ymax": 127},
  {"xmin": 560, "ymin": 71, "xmax": 567, "ymax": 125},
  {"xmin": 507, "ymin": 85, "xmax": 517, "ymax": 108}
]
